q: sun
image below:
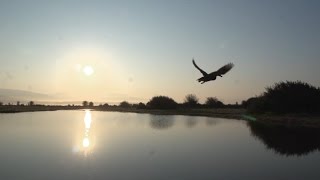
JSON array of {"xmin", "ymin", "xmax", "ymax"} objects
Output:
[{"xmin": 83, "ymin": 65, "xmax": 94, "ymax": 76}]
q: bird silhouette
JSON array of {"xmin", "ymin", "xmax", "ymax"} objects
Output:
[{"xmin": 192, "ymin": 59, "xmax": 234, "ymax": 84}]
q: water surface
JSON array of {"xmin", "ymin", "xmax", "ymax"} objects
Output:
[{"xmin": 0, "ymin": 110, "xmax": 319, "ymax": 180}]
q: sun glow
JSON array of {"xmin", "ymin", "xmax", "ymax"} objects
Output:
[
  {"xmin": 84, "ymin": 110, "xmax": 92, "ymax": 129},
  {"xmin": 75, "ymin": 110, "xmax": 94, "ymax": 156},
  {"xmin": 83, "ymin": 65, "xmax": 94, "ymax": 76},
  {"xmin": 82, "ymin": 137, "xmax": 90, "ymax": 148},
  {"xmin": 83, "ymin": 110, "xmax": 92, "ymax": 149}
]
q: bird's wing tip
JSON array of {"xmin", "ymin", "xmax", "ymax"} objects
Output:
[{"xmin": 229, "ymin": 62, "xmax": 235, "ymax": 67}]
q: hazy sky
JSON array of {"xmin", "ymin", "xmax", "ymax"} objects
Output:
[{"xmin": 0, "ymin": 0, "xmax": 319, "ymax": 103}]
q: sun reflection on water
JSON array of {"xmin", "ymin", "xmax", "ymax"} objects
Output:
[
  {"xmin": 82, "ymin": 110, "xmax": 92, "ymax": 154},
  {"xmin": 82, "ymin": 137, "xmax": 90, "ymax": 148},
  {"xmin": 73, "ymin": 110, "xmax": 94, "ymax": 156},
  {"xmin": 84, "ymin": 110, "xmax": 92, "ymax": 129}
]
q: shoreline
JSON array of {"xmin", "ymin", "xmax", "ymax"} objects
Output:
[{"xmin": 0, "ymin": 106, "xmax": 319, "ymax": 128}]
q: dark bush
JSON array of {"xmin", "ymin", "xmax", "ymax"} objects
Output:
[
  {"xmin": 82, "ymin": 101, "xmax": 88, "ymax": 107},
  {"xmin": 183, "ymin": 94, "xmax": 199, "ymax": 108},
  {"xmin": 119, "ymin": 101, "xmax": 131, "ymax": 108},
  {"xmin": 243, "ymin": 97, "xmax": 267, "ymax": 112},
  {"xmin": 28, "ymin": 101, "xmax": 34, "ymax": 106},
  {"xmin": 102, "ymin": 103, "xmax": 109, "ymax": 107},
  {"xmin": 89, "ymin": 102, "xmax": 94, "ymax": 107},
  {"xmin": 247, "ymin": 81, "xmax": 320, "ymax": 113},
  {"xmin": 205, "ymin": 97, "xmax": 224, "ymax": 108},
  {"xmin": 136, "ymin": 102, "xmax": 146, "ymax": 109},
  {"xmin": 147, "ymin": 96, "xmax": 178, "ymax": 109}
]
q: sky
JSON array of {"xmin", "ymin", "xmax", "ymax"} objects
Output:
[{"xmin": 0, "ymin": 0, "xmax": 320, "ymax": 104}]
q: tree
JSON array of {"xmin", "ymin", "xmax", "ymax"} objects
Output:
[
  {"xmin": 137, "ymin": 102, "xmax": 146, "ymax": 109},
  {"xmin": 89, "ymin": 102, "xmax": 94, "ymax": 107},
  {"xmin": 0, "ymin": 102, "xmax": 3, "ymax": 106},
  {"xmin": 205, "ymin": 97, "xmax": 224, "ymax": 108},
  {"xmin": 28, "ymin": 101, "xmax": 34, "ymax": 106},
  {"xmin": 183, "ymin": 94, "xmax": 199, "ymax": 108},
  {"xmin": 82, "ymin": 101, "xmax": 88, "ymax": 107},
  {"xmin": 147, "ymin": 96, "xmax": 178, "ymax": 109},
  {"xmin": 102, "ymin": 103, "xmax": 109, "ymax": 107},
  {"xmin": 119, "ymin": 101, "xmax": 131, "ymax": 108}
]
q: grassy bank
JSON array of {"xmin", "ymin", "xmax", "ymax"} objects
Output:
[{"xmin": 251, "ymin": 113, "xmax": 320, "ymax": 128}]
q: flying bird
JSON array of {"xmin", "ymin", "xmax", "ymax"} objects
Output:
[{"xmin": 192, "ymin": 59, "xmax": 234, "ymax": 84}]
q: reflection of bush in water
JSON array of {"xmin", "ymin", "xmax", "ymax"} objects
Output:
[
  {"xmin": 206, "ymin": 118, "xmax": 219, "ymax": 126},
  {"xmin": 185, "ymin": 117, "xmax": 197, "ymax": 128},
  {"xmin": 248, "ymin": 122, "xmax": 320, "ymax": 156},
  {"xmin": 149, "ymin": 115, "xmax": 175, "ymax": 130}
]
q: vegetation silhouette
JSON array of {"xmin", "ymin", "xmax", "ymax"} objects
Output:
[
  {"xmin": 205, "ymin": 97, "xmax": 224, "ymax": 108},
  {"xmin": 1, "ymin": 80, "xmax": 319, "ymax": 128},
  {"xmin": 248, "ymin": 121, "xmax": 320, "ymax": 156},
  {"xmin": 146, "ymin": 96, "xmax": 178, "ymax": 109},
  {"xmin": 89, "ymin": 102, "xmax": 94, "ymax": 107},
  {"xmin": 244, "ymin": 81, "xmax": 320, "ymax": 113},
  {"xmin": 183, "ymin": 94, "xmax": 199, "ymax": 108},
  {"xmin": 149, "ymin": 115, "xmax": 175, "ymax": 130},
  {"xmin": 119, "ymin": 101, "xmax": 131, "ymax": 108},
  {"xmin": 135, "ymin": 102, "xmax": 146, "ymax": 109},
  {"xmin": 101, "ymin": 103, "xmax": 109, "ymax": 107},
  {"xmin": 28, "ymin": 101, "xmax": 34, "ymax": 106},
  {"xmin": 192, "ymin": 59, "xmax": 234, "ymax": 84},
  {"xmin": 82, "ymin": 101, "xmax": 88, "ymax": 107}
]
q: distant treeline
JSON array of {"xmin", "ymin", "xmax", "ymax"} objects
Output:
[
  {"xmin": 0, "ymin": 101, "xmax": 36, "ymax": 106},
  {"xmin": 1, "ymin": 81, "xmax": 319, "ymax": 114},
  {"xmin": 102, "ymin": 81, "xmax": 320, "ymax": 114},
  {"xmin": 81, "ymin": 94, "xmax": 232, "ymax": 110}
]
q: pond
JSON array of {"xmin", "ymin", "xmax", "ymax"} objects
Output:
[{"xmin": 0, "ymin": 110, "xmax": 319, "ymax": 180}]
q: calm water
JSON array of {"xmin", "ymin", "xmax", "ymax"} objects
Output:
[{"xmin": 0, "ymin": 110, "xmax": 319, "ymax": 180}]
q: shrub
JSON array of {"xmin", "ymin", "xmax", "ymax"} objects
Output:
[
  {"xmin": 183, "ymin": 94, "xmax": 199, "ymax": 108},
  {"xmin": 205, "ymin": 97, "xmax": 224, "ymax": 108},
  {"xmin": 28, "ymin": 101, "xmax": 34, "ymax": 106},
  {"xmin": 247, "ymin": 81, "xmax": 320, "ymax": 113},
  {"xmin": 136, "ymin": 102, "xmax": 146, "ymax": 109},
  {"xmin": 89, "ymin": 102, "xmax": 94, "ymax": 107},
  {"xmin": 102, "ymin": 103, "xmax": 109, "ymax": 107},
  {"xmin": 119, "ymin": 101, "xmax": 131, "ymax": 108},
  {"xmin": 147, "ymin": 96, "xmax": 178, "ymax": 109},
  {"xmin": 242, "ymin": 97, "xmax": 266, "ymax": 112},
  {"xmin": 82, "ymin": 101, "xmax": 88, "ymax": 107}
]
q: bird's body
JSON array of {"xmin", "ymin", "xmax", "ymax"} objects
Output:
[{"xmin": 192, "ymin": 59, "xmax": 234, "ymax": 84}]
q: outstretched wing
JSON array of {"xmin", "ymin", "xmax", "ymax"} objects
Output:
[
  {"xmin": 192, "ymin": 59, "xmax": 208, "ymax": 76},
  {"xmin": 214, "ymin": 63, "xmax": 234, "ymax": 76}
]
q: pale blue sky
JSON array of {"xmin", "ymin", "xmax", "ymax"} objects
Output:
[{"xmin": 0, "ymin": 0, "xmax": 319, "ymax": 103}]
